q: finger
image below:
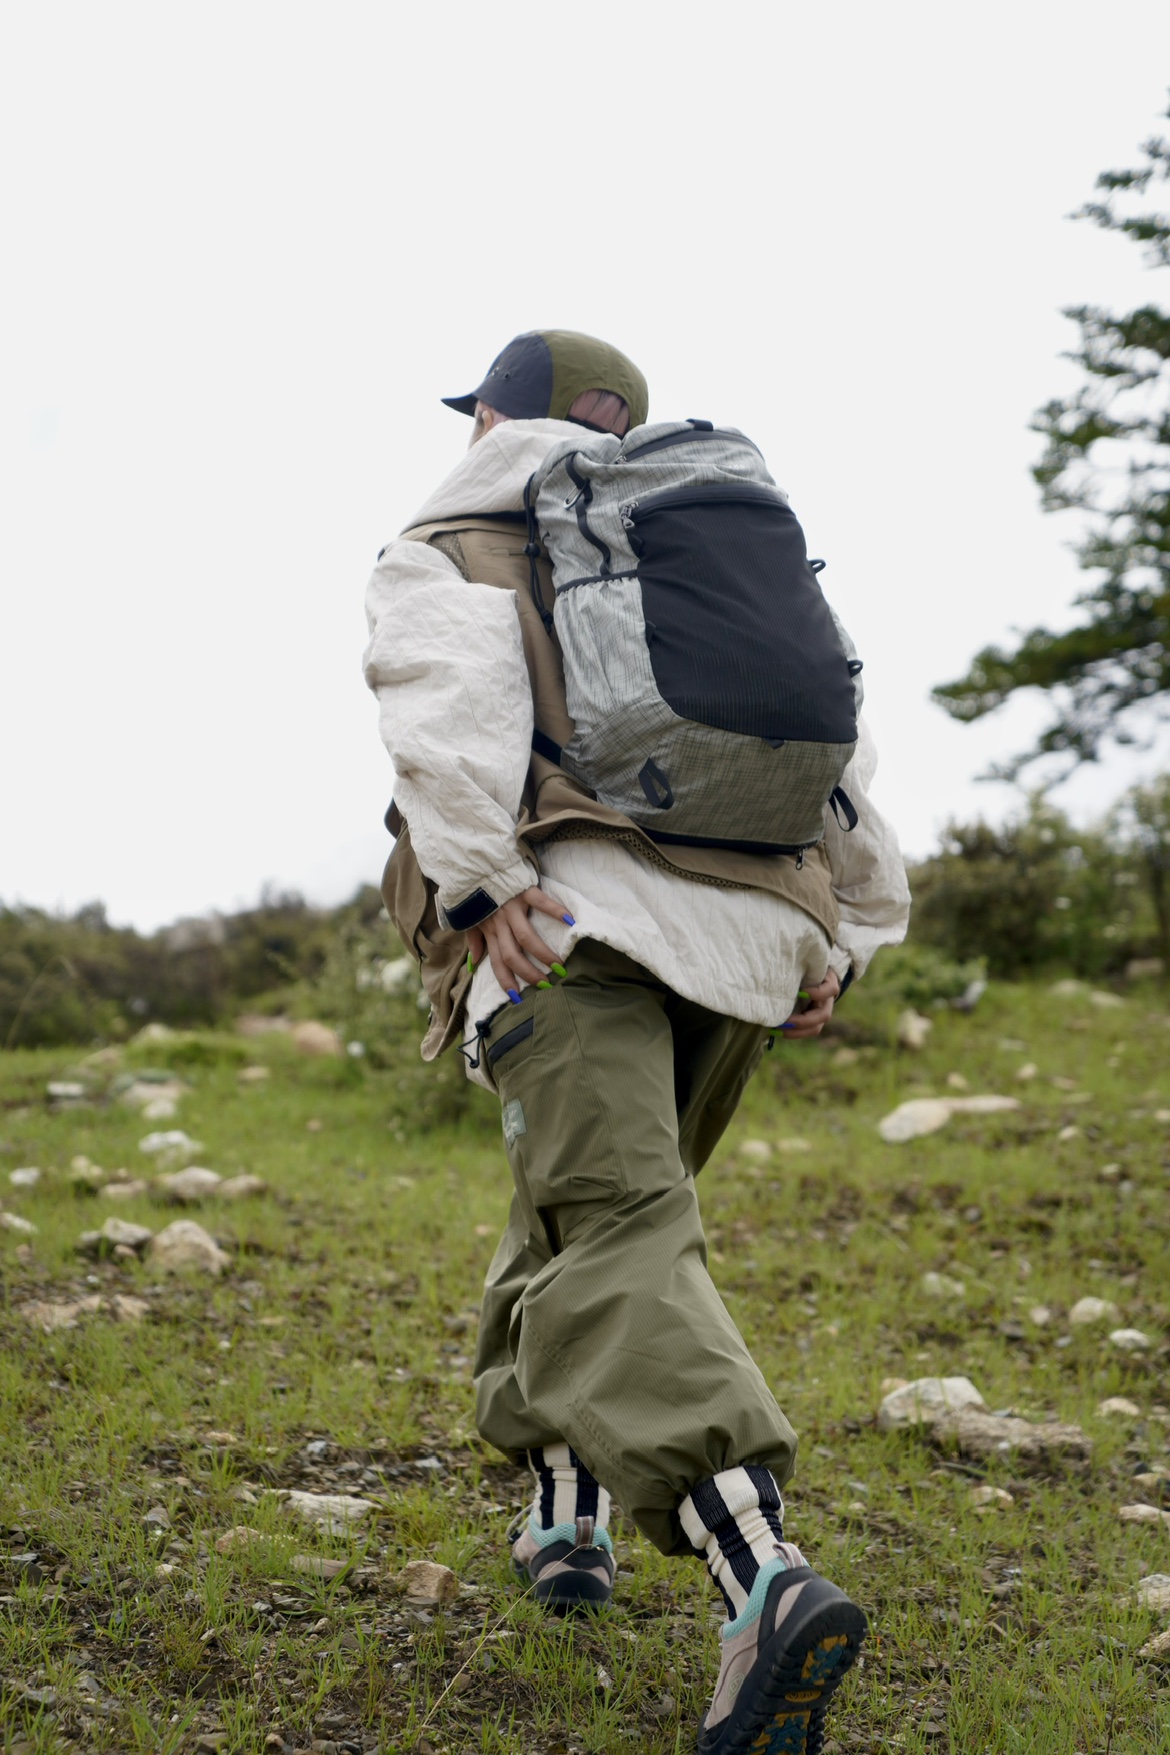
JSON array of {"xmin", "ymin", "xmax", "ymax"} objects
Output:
[
  {"xmin": 512, "ymin": 914, "xmax": 559, "ymax": 971},
  {"xmin": 523, "ymin": 887, "xmax": 577, "ymax": 926},
  {"xmin": 466, "ymin": 928, "xmax": 485, "ymax": 969},
  {"xmin": 487, "ymin": 917, "xmax": 548, "ymax": 991}
]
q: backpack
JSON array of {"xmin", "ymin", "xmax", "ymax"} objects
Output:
[{"xmin": 525, "ymin": 419, "xmax": 862, "ymax": 857}]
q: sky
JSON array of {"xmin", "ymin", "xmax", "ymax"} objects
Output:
[{"xmin": 2, "ymin": 3, "xmax": 1169, "ymax": 931}]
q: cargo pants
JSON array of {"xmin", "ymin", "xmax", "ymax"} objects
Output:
[{"xmin": 472, "ymin": 939, "xmax": 798, "ymax": 1556}]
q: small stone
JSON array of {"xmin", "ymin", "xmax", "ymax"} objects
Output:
[
  {"xmin": 921, "ymin": 1272, "xmax": 965, "ymax": 1300},
  {"xmin": 1051, "ymin": 1075, "xmax": 1080, "ymax": 1091},
  {"xmin": 218, "ymin": 1174, "xmax": 269, "ymax": 1200},
  {"xmin": 969, "ymin": 1484, "xmax": 1014, "ymax": 1510},
  {"xmin": 1051, "ymin": 979, "xmax": 1085, "ymax": 996},
  {"xmin": 1132, "ymin": 1472, "xmax": 1170, "ymax": 1502},
  {"xmin": 1099, "ymin": 1163, "xmax": 1123, "ymax": 1181},
  {"xmin": 111, "ymin": 1294, "xmax": 150, "ymax": 1323},
  {"xmin": 1110, "ymin": 1327, "xmax": 1153, "ymax": 1352},
  {"xmin": 776, "ymin": 1137, "xmax": 812, "ymax": 1153},
  {"xmin": 138, "ymin": 1129, "xmax": 203, "ymax": 1166},
  {"xmin": 215, "ymin": 1525, "xmax": 264, "ymax": 1553},
  {"xmin": 1057, "ymin": 1125, "xmax": 1081, "ymax": 1142},
  {"xmin": 935, "ymin": 1409, "xmax": 1091, "ymax": 1469},
  {"xmin": 290, "ymin": 1554, "xmax": 348, "ymax": 1580},
  {"xmin": 948, "ymin": 1095, "xmax": 1022, "ymax": 1115},
  {"xmin": 878, "ymin": 1099, "xmax": 954, "ymax": 1143},
  {"xmin": 120, "ymin": 1079, "xmax": 188, "ymax": 1112},
  {"xmin": 832, "ymin": 1047, "xmax": 859, "ymax": 1067},
  {"xmin": 238, "ymin": 1064, "xmax": 271, "ymax": 1082},
  {"xmin": 157, "ymin": 1167, "xmax": 223, "ymax": 1204},
  {"xmin": 1016, "ymin": 1063, "xmax": 1038, "ymax": 1082},
  {"xmin": 1089, "ymin": 990, "xmax": 1125, "ymax": 1009},
  {"xmin": 596, "ymin": 1664, "xmax": 614, "ymax": 1691},
  {"xmin": 896, "ymin": 1009, "xmax": 933, "ymax": 1050},
  {"xmin": 1098, "ymin": 1396, "xmax": 1142, "ymax": 1419},
  {"xmin": 0, "ymin": 1212, "xmax": 37, "ymax": 1236},
  {"xmin": 877, "ymin": 1376, "xmax": 985, "ymax": 1431},
  {"xmin": 147, "ymin": 1220, "xmax": 230, "ymax": 1276},
  {"xmin": 739, "ymin": 1139, "xmax": 772, "ymax": 1162},
  {"xmin": 1028, "ymin": 1305, "xmax": 1052, "ymax": 1326},
  {"xmin": 1119, "ymin": 1503, "xmax": 1170, "ymax": 1527},
  {"xmin": 9, "ymin": 1167, "xmax": 41, "ymax": 1188},
  {"xmin": 103, "ymin": 1178, "xmax": 150, "ymax": 1200},
  {"xmin": 396, "ymin": 1558, "xmax": 458, "ymax": 1607},
  {"xmin": 1069, "ymin": 1296, "xmax": 1121, "ymax": 1327},
  {"xmin": 945, "ymin": 1072, "xmax": 970, "ymax": 1091},
  {"xmin": 880, "ymin": 1376, "xmax": 910, "ymax": 1395},
  {"xmin": 1155, "ymin": 1109, "xmax": 1170, "ymax": 1124},
  {"xmin": 282, "ymin": 1490, "xmax": 376, "ymax": 1536},
  {"xmin": 23, "ymin": 1296, "xmax": 101, "ymax": 1331},
  {"xmin": 47, "ymin": 1080, "xmax": 86, "ymax": 1099},
  {"xmin": 96, "ymin": 1216, "xmax": 153, "ymax": 1251},
  {"xmin": 1139, "ymin": 1627, "xmax": 1170, "ymax": 1663},
  {"xmin": 143, "ymin": 1505, "xmax": 172, "ymax": 1529},
  {"xmin": 291, "ymin": 1020, "xmax": 343, "ymax": 1057},
  {"xmin": 1133, "ymin": 1573, "xmax": 1170, "ymax": 1611}
]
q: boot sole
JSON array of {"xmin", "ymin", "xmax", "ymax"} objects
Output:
[
  {"xmin": 698, "ymin": 1595, "xmax": 867, "ymax": 1754},
  {"xmin": 511, "ymin": 1556, "xmax": 613, "ymax": 1615}
]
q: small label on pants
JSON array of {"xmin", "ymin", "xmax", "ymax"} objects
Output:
[{"xmin": 502, "ymin": 1098, "xmax": 527, "ymax": 1148}]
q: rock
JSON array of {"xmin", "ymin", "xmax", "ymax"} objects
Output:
[
  {"xmin": 1089, "ymin": 990, "xmax": 1125, "ymax": 1009},
  {"xmin": 238, "ymin": 1065, "xmax": 271, "ymax": 1083},
  {"xmin": 1133, "ymin": 1472, "xmax": 1170, "ymax": 1503},
  {"xmin": 1110, "ymin": 1327, "xmax": 1153, "ymax": 1352},
  {"xmin": 1051, "ymin": 1075, "xmax": 1079, "ymax": 1091},
  {"xmin": 1016, "ymin": 1062, "xmax": 1038, "ymax": 1082},
  {"xmin": 832, "ymin": 1047, "xmax": 860, "ymax": 1068},
  {"xmin": 143, "ymin": 1505, "xmax": 171, "ymax": 1529},
  {"xmin": 945, "ymin": 1072, "xmax": 970, "ymax": 1091},
  {"xmin": 396, "ymin": 1559, "xmax": 458, "ymax": 1608},
  {"xmin": 776, "ymin": 1137, "xmax": 812, "ymax": 1154},
  {"xmin": 921, "ymin": 1272, "xmax": 965, "ymax": 1300},
  {"xmin": 147, "ymin": 1220, "xmax": 229, "ymax": 1276},
  {"xmin": 1139, "ymin": 1627, "xmax": 1170, "ymax": 1663},
  {"xmin": 138, "ymin": 1130, "xmax": 203, "ymax": 1167},
  {"xmin": 120, "ymin": 1079, "xmax": 187, "ymax": 1112},
  {"xmin": 1029, "ymin": 1305, "xmax": 1053, "ymax": 1326},
  {"xmin": 47, "ymin": 1080, "xmax": 87, "ymax": 1099},
  {"xmin": 1119, "ymin": 1504, "xmax": 1170, "ymax": 1528},
  {"xmin": 1099, "ymin": 1162, "xmax": 1123, "ymax": 1181},
  {"xmin": 214, "ymin": 1526, "xmax": 264, "ymax": 1553},
  {"xmin": 80, "ymin": 1216, "xmax": 153, "ymax": 1253},
  {"xmin": 935, "ymin": 1408, "xmax": 1091, "ymax": 1469},
  {"xmin": 1057, "ymin": 1125, "xmax": 1081, "ymax": 1142},
  {"xmin": 218, "ymin": 1174, "xmax": 269, "ymax": 1200},
  {"xmin": 970, "ymin": 1485, "xmax": 1014, "ymax": 1510},
  {"xmin": 1125, "ymin": 957, "xmax": 1165, "ymax": 981},
  {"xmin": 877, "ymin": 1376, "xmax": 986, "ymax": 1432},
  {"xmin": 739, "ymin": 1139, "xmax": 772, "ymax": 1162},
  {"xmin": 22, "ymin": 1295, "xmax": 104, "ymax": 1332},
  {"xmin": 1156, "ymin": 1109, "xmax": 1170, "ymax": 1125},
  {"xmin": 110, "ymin": 1293, "xmax": 150, "ymax": 1324},
  {"xmin": 1051, "ymin": 979, "xmax": 1085, "ymax": 996},
  {"xmin": 282, "ymin": 1490, "xmax": 376, "ymax": 1537},
  {"xmin": 0, "ymin": 1211, "xmax": 37, "ymax": 1236},
  {"xmin": 157, "ymin": 1167, "xmax": 223, "ymax": 1205},
  {"xmin": 9, "ymin": 1167, "xmax": 41, "ymax": 1188},
  {"xmin": 1069, "ymin": 1296, "xmax": 1121, "ymax": 1327},
  {"xmin": 69, "ymin": 1160, "xmax": 106, "ymax": 1192},
  {"xmin": 290, "ymin": 1554, "xmax": 348, "ymax": 1580},
  {"xmin": 896, "ymin": 1009, "xmax": 933, "ymax": 1050},
  {"xmin": 1098, "ymin": 1396, "xmax": 1142, "ymax": 1418},
  {"xmin": 878, "ymin": 1098, "xmax": 954, "ymax": 1143},
  {"xmin": 235, "ymin": 1013, "xmax": 292, "ymax": 1037},
  {"xmin": 880, "ymin": 1376, "xmax": 910, "ymax": 1394},
  {"xmin": 1133, "ymin": 1574, "xmax": 1170, "ymax": 1611},
  {"xmin": 141, "ymin": 1096, "xmax": 179, "ymax": 1120},
  {"xmin": 103, "ymin": 1178, "xmax": 150, "ymax": 1200},
  {"xmin": 948, "ymin": 1095, "xmax": 1022, "ymax": 1115},
  {"xmin": 951, "ymin": 978, "xmax": 987, "ymax": 1013},
  {"xmin": 290, "ymin": 1020, "xmax": 343, "ymax": 1057}
]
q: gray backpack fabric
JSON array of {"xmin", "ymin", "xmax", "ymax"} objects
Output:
[{"xmin": 525, "ymin": 419, "xmax": 862, "ymax": 856}]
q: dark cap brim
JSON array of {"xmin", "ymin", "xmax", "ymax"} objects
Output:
[{"xmin": 440, "ymin": 392, "xmax": 479, "ymax": 417}]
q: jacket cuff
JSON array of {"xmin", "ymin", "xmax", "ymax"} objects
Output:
[{"xmin": 438, "ymin": 860, "xmax": 535, "ymax": 933}]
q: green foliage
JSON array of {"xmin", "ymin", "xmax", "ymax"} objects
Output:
[
  {"xmin": 907, "ymin": 795, "xmax": 1156, "ymax": 977},
  {"xmin": 935, "ymin": 97, "xmax": 1170, "ymax": 774}
]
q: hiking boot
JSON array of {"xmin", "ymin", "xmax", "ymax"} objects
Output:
[
  {"xmin": 510, "ymin": 1515, "xmax": 615, "ymax": 1614},
  {"xmin": 696, "ymin": 1563, "xmax": 867, "ymax": 1755}
]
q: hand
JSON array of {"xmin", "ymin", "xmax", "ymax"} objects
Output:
[
  {"xmin": 779, "ymin": 968, "xmax": 841, "ymax": 1039},
  {"xmin": 467, "ymin": 886, "xmax": 571, "ymax": 1000}
]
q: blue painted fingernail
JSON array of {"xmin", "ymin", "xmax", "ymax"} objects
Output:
[
  {"xmin": 507, "ymin": 988, "xmax": 522, "ymax": 1004},
  {"xmin": 562, "ymin": 913, "xmax": 576, "ymax": 925},
  {"xmin": 780, "ymin": 1022, "xmax": 796, "ymax": 1030}
]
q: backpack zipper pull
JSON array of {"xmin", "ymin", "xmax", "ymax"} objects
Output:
[{"xmin": 795, "ymin": 849, "xmax": 805, "ymax": 871}]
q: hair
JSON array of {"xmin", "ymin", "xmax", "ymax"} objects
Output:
[{"xmin": 567, "ymin": 388, "xmax": 631, "ymax": 436}]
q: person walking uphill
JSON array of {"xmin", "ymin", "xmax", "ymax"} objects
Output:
[{"xmin": 363, "ymin": 328, "xmax": 910, "ymax": 1754}]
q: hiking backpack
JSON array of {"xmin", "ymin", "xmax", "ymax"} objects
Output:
[{"xmin": 525, "ymin": 419, "xmax": 863, "ymax": 856}]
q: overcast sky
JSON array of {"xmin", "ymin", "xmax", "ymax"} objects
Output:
[{"xmin": 3, "ymin": 4, "xmax": 1169, "ymax": 931}]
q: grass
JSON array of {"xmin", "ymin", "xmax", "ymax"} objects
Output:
[{"xmin": 0, "ymin": 977, "xmax": 1168, "ymax": 1753}]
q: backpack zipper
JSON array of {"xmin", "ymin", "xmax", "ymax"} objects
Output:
[
  {"xmin": 622, "ymin": 427, "xmax": 764, "ymax": 463},
  {"xmin": 619, "ymin": 481, "xmax": 788, "ymax": 527}
]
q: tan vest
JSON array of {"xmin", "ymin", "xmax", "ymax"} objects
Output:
[{"xmin": 381, "ymin": 516, "xmax": 839, "ymax": 1060}]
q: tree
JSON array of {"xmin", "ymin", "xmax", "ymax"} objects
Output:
[{"xmin": 934, "ymin": 98, "xmax": 1170, "ymax": 776}]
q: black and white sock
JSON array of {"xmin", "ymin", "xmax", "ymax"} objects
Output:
[
  {"xmin": 525, "ymin": 1442, "xmax": 612, "ymax": 1551},
  {"xmin": 679, "ymin": 1465, "xmax": 805, "ymax": 1623}
]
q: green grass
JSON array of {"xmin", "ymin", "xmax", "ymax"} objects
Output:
[{"xmin": 1, "ymin": 979, "xmax": 1169, "ymax": 1753}]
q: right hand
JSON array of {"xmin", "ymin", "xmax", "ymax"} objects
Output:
[{"xmin": 467, "ymin": 886, "xmax": 570, "ymax": 998}]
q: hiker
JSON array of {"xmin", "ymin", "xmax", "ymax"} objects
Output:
[{"xmin": 363, "ymin": 330, "xmax": 910, "ymax": 1754}]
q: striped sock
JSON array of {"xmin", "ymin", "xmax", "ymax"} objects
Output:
[
  {"xmin": 679, "ymin": 1465, "xmax": 805, "ymax": 1623},
  {"xmin": 526, "ymin": 1442, "xmax": 611, "ymax": 1548}
]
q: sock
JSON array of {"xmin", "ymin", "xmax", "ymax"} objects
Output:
[
  {"xmin": 525, "ymin": 1442, "xmax": 612, "ymax": 1550},
  {"xmin": 679, "ymin": 1465, "xmax": 806, "ymax": 1625}
]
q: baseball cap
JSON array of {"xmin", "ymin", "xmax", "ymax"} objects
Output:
[{"xmin": 442, "ymin": 329, "xmax": 649, "ymax": 428}]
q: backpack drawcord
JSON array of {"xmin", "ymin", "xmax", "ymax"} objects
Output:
[{"xmin": 523, "ymin": 475, "xmax": 555, "ymax": 637}]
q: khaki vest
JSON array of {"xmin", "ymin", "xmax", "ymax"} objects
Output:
[{"xmin": 381, "ymin": 515, "xmax": 839, "ymax": 1060}]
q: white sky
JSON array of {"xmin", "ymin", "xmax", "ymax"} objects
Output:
[{"xmin": 2, "ymin": 3, "xmax": 1169, "ymax": 931}]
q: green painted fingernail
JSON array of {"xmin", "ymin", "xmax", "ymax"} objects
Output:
[
  {"xmin": 537, "ymin": 980, "xmax": 552, "ymax": 990},
  {"xmin": 551, "ymin": 963, "xmax": 568, "ymax": 978},
  {"xmin": 466, "ymin": 953, "xmax": 475, "ymax": 973},
  {"xmin": 797, "ymin": 989, "xmax": 810, "ymax": 1000}
]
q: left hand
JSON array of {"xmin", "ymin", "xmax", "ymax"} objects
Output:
[{"xmin": 779, "ymin": 968, "xmax": 841, "ymax": 1039}]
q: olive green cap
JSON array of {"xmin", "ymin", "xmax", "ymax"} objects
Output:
[{"xmin": 442, "ymin": 329, "xmax": 649, "ymax": 428}]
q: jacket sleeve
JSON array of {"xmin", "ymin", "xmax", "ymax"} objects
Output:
[
  {"xmin": 363, "ymin": 538, "xmax": 538, "ymax": 929},
  {"xmin": 822, "ymin": 716, "xmax": 911, "ymax": 985}
]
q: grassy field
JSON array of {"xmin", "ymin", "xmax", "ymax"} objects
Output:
[{"xmin": 1, "ymin": 976, "xmax": 1169, "ymax": 1755}]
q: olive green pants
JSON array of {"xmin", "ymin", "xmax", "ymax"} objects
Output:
[{"xmin": 472, "ymin": 939, "xmax": 798, "ymax": 1556}]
